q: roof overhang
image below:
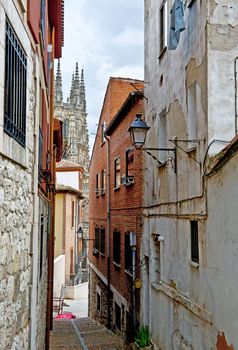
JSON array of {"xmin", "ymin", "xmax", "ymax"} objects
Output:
[{"xmin": 48, "ymin": 0, "xmax": 64, "ymax": 58}]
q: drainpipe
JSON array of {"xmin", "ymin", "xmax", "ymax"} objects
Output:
[
  {"xmin": 29, "ymin": 63, "xmax": 40, "ymax": 350},
  {"xmin": 45, "ymin": 28, "xmax": 55, "ymax": 350},
  {"xmin": 131, "ymin": 235, "xmax": 136, "ymax": 330},
  {"xmin": 234, "ymin": 57, "xmax": 238, "ymax": 134},
  {"xmin": 105, "ymin": 134, "xmax": 111, "ymax": 329}
]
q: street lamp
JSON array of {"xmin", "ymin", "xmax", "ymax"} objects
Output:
[
  {"xmin": 128, "ymin": 114, "xmax": 150, "ymax": 149},
  {"xmin": 128, "ymin": 114, "xmax": 177, "ymax": 173},
  {"xmin": 77, "ymin": 226, "xmax": 84, "ymax": 239}
]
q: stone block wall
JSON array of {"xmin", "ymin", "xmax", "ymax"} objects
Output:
[
  {"xmin": 0, "ymin": 158, "xmax": 33, "ymax": 349},
  {"xmin": 89, "ymin": 267, "xmax": 111, "ymax": 326}
]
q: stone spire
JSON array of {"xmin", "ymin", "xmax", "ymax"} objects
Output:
[
  {"xmin": 55, "ymin": 59, "xmax": 63, "ymax": 105},
  {"xmin": 80, "ymin": 69, "xmax": 87, "ymax": 114},
  {"xmin": 71, "ymin": 62, "xmax": 80, "ymax": 106},
  {"xmin": 69, "ymin": 73, "xmax": 75, "ymax": 103}
]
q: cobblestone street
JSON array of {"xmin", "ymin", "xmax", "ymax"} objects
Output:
[{"xmin": 50, "ymin": 317, "xmax": 126, "ymax": 350}]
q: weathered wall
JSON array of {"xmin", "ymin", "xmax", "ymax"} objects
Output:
[
  {"xmin": 143, "ymin": 0, "xmax": 238, "ymax": 349},
  {"xmin": 207, "ymin": 0, "xmax": 238, "ymax": 152},
  {"xmin": 55, "ymin": 193, "xmax": 64, "ymax": 258}
]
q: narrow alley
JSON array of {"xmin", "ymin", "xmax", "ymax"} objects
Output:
[{"xmin": 49, "ymin": 317, "xmax": 126, "ymax": 350}]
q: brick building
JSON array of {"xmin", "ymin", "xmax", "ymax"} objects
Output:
[{"xmin": 89, "ymin": 77, "xmax": 144, "ymax": 339}]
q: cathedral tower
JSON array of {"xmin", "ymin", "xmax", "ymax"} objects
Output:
[{"xmin": 54, "ymin": 60, "xmax": 89, "ymax": 169}]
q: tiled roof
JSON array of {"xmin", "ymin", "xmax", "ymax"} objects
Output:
[
  {"xmin": 56, "ymin": 184, "xmax": 84, "ymax": 198},
  {"xmin": 56, "ymin": 159, "xmax": 82, "ymax": 169}
]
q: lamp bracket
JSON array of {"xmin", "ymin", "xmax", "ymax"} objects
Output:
[
  {"xmin": 169, "ymin": 140, "xmax": 201, "ymax": 165},
  {"xmin": 141, "ymin": 147, "xmax": 177, "ymax": 173}
]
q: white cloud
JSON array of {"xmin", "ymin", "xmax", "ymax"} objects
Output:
[{"xmin": 60, "ymin": 0, "xmax": 144, "ymax": 153}]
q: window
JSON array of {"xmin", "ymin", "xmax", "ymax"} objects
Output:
[
  {"xmin": 40, "ymin": 0, "xmax": 46, "ymax": 45},
  {"xmin": 96, "ymin": 173, "xmax": 100, "ymax": 196},
  {"xmin": 126, "ymin": 150, "xmax": 134, "ymax": 177},
  {"xmin": 114, "ymin": 158, "xmax": 121, "ymax": 189},
  {"xmin": 70, "ymin": 247, "xmax": 74, "ymax": 275},
  {"xmin": 187, "ymin": 83, "xmax": 197, "ymax": 150},
  {"xmin": 101, "ymin": 169, "xmax": 106, "ymax": 194},
  {"xmin": 159, "ymin": 0, "xmax": 168, "ymax": 55},
  {"xmin": 71, "ymin": 201, "xmax": 75, "ymax": 228},
  {"xmin": 113, "ymin": 230, "xmax": 120, "ymax": 265},
  {"xmin": 4, "ymin": 18, "xmax": 27, "ymax": 147},
  {"xmin": 124, "ymin": 233, "xmax": 133, "ymax": 273},
  {"xmin": 94, "ymin": 226, "xmax": 99, "ymax": 251},
  {"xmin": 99, "ymin": 227, "xmax": 105, "ymax": 255},
  {"xmin": 96, "ymin": 292, "xmax": 101, "ymax": 311},
  {"xmin": 158, "ymin": 110, "xmax": 167, "ymax": 162},
  {"xmin": 191, "ymin": 221, "xmax": 199, "ymax": 263},
  {"xmin": 101, "ymin": 121, "xmax": 106, "ymax": 143},
  {"xmin": 114, "ymin": 302, "xmax": 121, "ymax": 331}
]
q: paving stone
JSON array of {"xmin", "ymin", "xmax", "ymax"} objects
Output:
[{"xmin": 49, "ymin": 317, "xmax": 126, "ymax": 350}]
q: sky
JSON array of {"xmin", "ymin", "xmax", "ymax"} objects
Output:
[{"xmin": 59, "ymin": 0, "xmax": 144, "ymax": 152}]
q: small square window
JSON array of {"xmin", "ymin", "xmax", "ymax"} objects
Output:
[{"xmin": 191, "ymin": 221, "xmax": 199, "ymax": 263}]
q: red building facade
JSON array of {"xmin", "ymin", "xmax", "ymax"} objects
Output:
[
  {"xmin": 27, "ymin": 1, "xmax": 64, "ymax": 348},
  {"xmin": 89, "ymin": 77, "xmax": 144, "ymax": 339}
]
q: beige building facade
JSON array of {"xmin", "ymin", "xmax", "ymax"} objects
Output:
[{"xmin": 142, "ymin": 0, "xmax": 238, "ymax": 349}]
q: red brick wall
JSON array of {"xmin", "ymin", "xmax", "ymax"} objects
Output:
[{"xmin": 89, "ymin": 77, "xmax": 144, "ymax": 306}]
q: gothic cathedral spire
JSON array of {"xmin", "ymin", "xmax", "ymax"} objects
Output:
[
  {"xmin": 80, "ymin": 69, "xmax": 87, "ymax": 115},
  {"xmin": 70, "ymin": 73, "xmax": 75, "ymax": 103},
  {"xmin": 55, "ymin": 59, "xmax": 63, "ymax": 105},
  {"xmin": 71, "ymin": 62, "xmax": 80, "ymax": 106}
]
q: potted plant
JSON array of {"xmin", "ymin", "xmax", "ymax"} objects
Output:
[{"xmin": 133, "ymin": 325, "xmax": 153, "ymax": 349}]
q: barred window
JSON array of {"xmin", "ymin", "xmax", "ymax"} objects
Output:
[{"xmin": 4, "ymin": 18, "xmax": 27, "ymax": 146}]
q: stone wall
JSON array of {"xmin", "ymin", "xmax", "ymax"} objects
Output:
[
  {"xmin": 0, "ymin": 158, "xmax": 33, "ymax": 349},
  {"xmin": 89, "ymin": 267, "xmax": 110, "ymax": 326}
]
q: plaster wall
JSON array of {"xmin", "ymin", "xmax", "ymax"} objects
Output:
[
  {"xmin": 207, "ymin": 0, "xmax": 238, "ymax": 153},
  {"xmin": 143, "ymin": 0, "xmax": 238, "ymax": 349},
  {"xmin": 64, "ymin": 193, "xmax": 77, "ymax": 280},
  {"xmin": 55, "ymin": 193, "xmax": 64, "ymax": 258},
  {"xmin": 53, "ymin": 255, "xmax": 65, "ymax": 297},
  {"xmin": 56, "ymin": 171, "xmax": 79, "ymax": 190}
]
